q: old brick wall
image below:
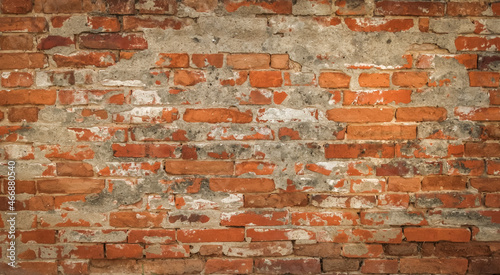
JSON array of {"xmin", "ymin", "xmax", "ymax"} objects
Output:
[{"xmin": 1, "ymin": 0, "xmax": 500, "ymax": 274}]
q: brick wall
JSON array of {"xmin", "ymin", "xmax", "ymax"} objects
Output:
[{"xmin": 0, "ymin": 0, "xmax": 499, "ymax": 274}]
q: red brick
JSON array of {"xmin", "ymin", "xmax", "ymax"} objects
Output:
[
  {"xmin": 405, "ymin": 227, "xmax": 471, "ymax": 242},
  {"xmin": 375, "ymin": 1, "xmax": 445, "ymax": 16},
  {"xmin": 222, "ymin": 210, "xmax": 288, "ymax": 226},
  {"xmin": 378, "ymin": 194, "xmax": 410, "ymax": 208},
  {"xmin": 357, "ymin": 73, "xmax": 390, "ymax": 87},
  {"xmin": 110, "ymin": 212, "xmax": 167, "ymax": 228},
  {"xmin": 393, "ymin": 72, "xmax": 428, "ymax": 88},
  {"xmin": 294, "ymin": 243, "xmax": 342, "ymax": 257},
  {"xmin": 192, "ymin": 54, "xmax": 224, "ymax": 68},
  {"xmin": 107, "ymin": 0, "xmax": 134, "ymax": 14},
  {"xmin": 469, "ymin": 257, "xmax": 500, "ymax": 274},
  {"xmin": 1, "ymin": 72, "xmax": 33, "ymax": 88},
  {"xmin": 416, "ymin": 193, "xmax": 480, "ymax": 208},
  {"xmin": 8, "ymin": 107, "xmax": 39, "ymax": 122},
  {"xmin": 87, "ymin": 16, "xmax": 121, "ymax": 32},
  {"xmin": 447, "ymin": 159, "xmax": 484, "ymax": 176},
  {"xmin": 123, "ymin": 16, "xmax": 191, "ymax": 31},
  {"xmin": 228, "ymin": 54, "xmax": 270, "ymax": 69},
  {"xmin": 270, "ymin": 54, "xmax": 289, "ymax": 69},
  {"xmin": 456, "ymin": 107, "xmax": 500, "ymax": 121},
  {"xmin": 249, "ymin": 71, "xmax": 283, "ymax": 88},
  {"xmin": 396, "ymin": 107, "xmax": 447, "ymax": 122},
  {"xmin": 79, "ymin": 33, "xmax": 148, "ymax": 50},
  {"xmin": 344, "ymin": 89, "xmax": 412, "ymax": 105},
  {"xmin": 35, "ymin": 0, "xmax": 84, "ymax": 13},
  {"xmin": 343, "ymin": 243, "xmax": 383, "ymax": 258},
  {"xmin": 164, "ymin": 160, "xmax": 234, "ymax": 175},
  {"xmin": 39, "ymin": 244, "xmax": 104, "ymax": 259},
  {"xmin": 37, "ymin": 178, "xmax": 104, "ymax": 194},
  {"xmin": 53, "ymin": 52, "xmax": 117, "ymax": 67},
  {"xmin": 254, "ymin": 258, "xmax": 320, "ymax": 274},
  {"xmin": 0, "ymin": 34, "xmax": 33, "ymax": 50},
  {"xmin": 2, "ymin": 180, "xmax": 36, "ymax": 194},
  {"xmin": 455, "ymin": 36, "xmax": 500, "ymax": 51},
  {"xmin": 244, "ymin": 192, "xmax": 308, "ymax": 208},
  {"xmin": 278, "ymin": 127, "xmax": 300, "ymax": 140},
  {"xmin": 1, "ymin": 0, "xmax": 33, "ymax": 13},
  {"xmin": 112, "ymin": 144, "xmax": 147, "ymax": 158},
  {"xmin": 209, "ymin": 178, "xmax": 274, "ymax": 193},
  {"xmin": 98, "ymin": 162, "xmax": 161, "ymax": 176},
  {"xmin": 60, "ymin": 260, "xmax": 89, "ymax": 275},
  {"xmin": 2, "ymin": 262, "xmax": 58, "ymax": 275},
  {"xmin": 155, "ymin": 53, "xmax": 189, "ymax": 68},
  {"xmin": 323, "ymin": 259, "xmax": 360, "ymax": 272},
  {"xmin": 490, "ymin": 90, "xmax": 500, "ymax": 105},
  {"xmin": 177, "ymin": 228, "xmax": 245, "ymax": 242},
  {"xmin": 346, "ymin": 18, "xmax": 413, "ymax": 32},
  {"xmin": 347, "ymin": 125, "xmax": 416, "ymax": 140},
  {"xmin": 235, "ymin": 161, "xmax": 275, "ymax": 175},
  {"xmin": 488, "ymin": 160, "xmax": 500, "ymax": 175},
  {"xmin": 469, "ymin": 71, "xmax": 500, "ymax": 87},
  {"xmin": 54, "ymin": 195, "xmax": 86, "ymax": 210},
  {"xmin": 481, "ymin": 124, "xmax": 500, "ymax": 140},
  {"xmin": 319, "ymin": 72, "xmax": 351, "ymax": 88},
  {"xmin": 292, "ymin": 211, "xmax": 359, "ymax": 226},
  {"xmin": 182, "ymin": 0, "xmax": 217, "ymax": 12},
  {"xmin": 494, "ymin": 3, "xmax": 500, "ymax": 16},
  {"xmin": 422, "ymin": 176, "xmax": 467, "ymax": 191},
  {"xmin": 362, "ymin": 259, "xmax": 398, "ymax": 274},
  {"xmin": 466, "ymin": 143, "xmax": 500, "ymax": 157},
  {"xmin": 174, "ymin": 70, "xmax": 206, "ymax": 86},
  {"xmin": 205, "ymin": 258, "xmax": 253, "ymax": 274},
  {"xmin": 39, "ymin": 144, "xmax": 94, "ymax": 160},
  {"xmin": 38, "ymin": 35, "xmax": 74, "ymax": 50},
  {"xmin": 0, "ymin": 17, "xmax": 47, "ymax": 32},
  {"xmin": 128, "ymin": 229, "xmax": 176, "ymax": 244},
  {"xmin": 335, "ymin": 0, "xmax": 367, "ymax": 15},
  {"xmin": 56, "ymin": 162, "xmax": 94, "ymax": 177},
  {"xmin": 325, "ymin": 143, "xmax": 394, "ymax": 159},
  {"xmin": 20, "ymin": 229, "xmax": 56, "ymax": 244},
  {"xmin": 184, "ymin": 108, "xmax": 252, "ymax": 123},
  {"xmin": 0, "ymin": 53, "xmax": 46, "ymax": 70},
  {"xmin": 471, "ymin": 178, "xmax": 500, "ymax": 192},
  {"xmin": 400, "ymin": 258, "xmax": 468, "ymax": 274},
  {"xmin": 327, "ymin": 108, "xmax": 394, "ymax": 123},
  {"xmin": 485, "ymin": 194, "xmax": 500, "ymax": 208},
  {"xmin": 447, "ymin": 2, "xmax": 488, "ymax": 16},
  {"xmin": 137, "ymin": 0, "xmax": 176, "ymax": 14},
  {"xmin": 199, "ymin": 245, "xmax": 222, "ymax": 256},
  {"xmin": 145, "ymin": 244, "xmax": 189, "ymax": 259},
  {"xmin": 224, "ymin": 0, "xmax": 293, "ymax": 14}
]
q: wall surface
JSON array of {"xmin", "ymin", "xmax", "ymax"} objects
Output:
[{"xmin": 0, "ymin": 0, "xmax": 500, "ymax": 274}]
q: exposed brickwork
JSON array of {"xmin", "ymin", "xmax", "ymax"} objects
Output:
[{"xmin": 0, "ymin": 0, "xmax": 499, "ymax": 274}]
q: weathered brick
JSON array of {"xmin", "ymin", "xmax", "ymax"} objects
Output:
[
  {"xmin": 375, "ymin": 1, "xmax": 445, "ymax": 16},
  {"xmin": 400, "ymin": 258, "xmax": 468, "ymax": 274},
  {"xmin": 0, "ymin": 17, "xmax": 47, "ymax": 32},
  {"xmin": 254, "ymin": 258, "xmax": 321, "ymax": 274},
  {"xmin": 224, "ymin": 0, "xmax": 293, "ymax": 14},
  {"xmin": 79, "ymin": 33, "xmax": 148, "ymax": 50},
  {"xmin": 0, "ymin": 53, "xmax": 46, "ymax": 70},
  {"xmin": 346, "ymin": 18, "xmax": 413, "ymax": 32},
  {"xmin": 1, "ymin": 72, "xmax": 33, "ymax": 87}
]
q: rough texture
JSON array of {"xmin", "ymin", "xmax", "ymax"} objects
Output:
[{"xmin": 0, "ymin": 0, "xmax": 500, "ymax": 274}]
